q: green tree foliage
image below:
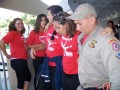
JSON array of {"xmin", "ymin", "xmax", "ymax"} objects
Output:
[
  {"xmin": 0, "ymin": 17, "xmax": 12, "ymax": 28},
  {"xmin": 21, "ymin": 14, "xmax": 36, "ymax": 25},
  {"xmin": 0, "ymin": 20, "xmax": 8, "ymax": 28},
  {"xmin": 0, "ymin": 14, "xmax": 36, "ymax": 29}
]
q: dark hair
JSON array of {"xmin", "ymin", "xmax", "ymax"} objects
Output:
[
  {"xmin": 8, "ymin": 18, "xmax": 25, "ymax": 34},
  {"xmin": 107, "ymin": 20, "xmax": 116, "ymax": 33},
  {"xmin": 53, "ymin": 12, "xmax": 76, "ymax": 38},
  {"xmin": 47, "ymin": 5, "xmax": 63, "ymax": 16},
  {"xmin": 107, "ymin": 20, "xmax": 119, "ymax": 39},
  {"xmin": 34, "ymin": 14, "xmax": 48, "ymax": 33}
]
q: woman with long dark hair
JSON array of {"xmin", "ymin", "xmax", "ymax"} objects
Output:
[
  {"xmin": 26, "ymin": 14, "xmax": 48, "ymax": 90},
  {"xmin": 107, "ymin": 20, "xmax": 119, "ymax": 39}
]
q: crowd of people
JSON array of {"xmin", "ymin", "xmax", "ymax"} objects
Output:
[{"xmin": 0, "ymin": 3, "xmax": 120, "ymax": 90}]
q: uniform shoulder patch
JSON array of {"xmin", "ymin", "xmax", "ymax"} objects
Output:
[{"xmin": 109, "ymin": 38, "xmax": 120, "ymax": 51}]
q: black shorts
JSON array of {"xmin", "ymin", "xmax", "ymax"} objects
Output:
[
  {"xmin": 32, "ymin": 56, "xmax": 45, "ymax": 90},
  {"xmin": 11, "ymin": 59, "xmax": 31, "ymax": 89}
]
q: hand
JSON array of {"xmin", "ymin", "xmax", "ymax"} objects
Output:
[
  {"xmin": 6, "ymin": 55, "xmax": 10, "ymax": 59},
  {"xmin": 2, "ymin": 53, "xmax": 10, "ymax": 59},
  {"xmin": 76, "ymin": 58, "xmax": 79, "ymax": 63},
  {"xmin": 101, "ymin": 27, "xmax": 114, "ymax": 36},
  {"xmin": 41, "ymin": 42, "xmax": 46, "ymax": 49},
  {"xmin": 34, "ymin": 43, "xmax": 46, "ymax": 51},
  {"xmin": 30, "ymin": 48, "xmax": 36, "ymax": 59},
  {"xmin": 44, "ymin": 23, "xmax": 50, "ymax": 33},
  {"xmin": 103, "ymin": 82, "xmax": 111, "ymax": 90}
]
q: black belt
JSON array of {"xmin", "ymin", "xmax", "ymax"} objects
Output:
[{"xmin": 83, "ymin": 87, "xmax": 103, "ymax": 90}]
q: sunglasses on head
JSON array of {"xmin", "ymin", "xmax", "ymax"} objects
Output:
[
  {"xmin": 50, "ymin": 30, "xmax": 57, "ymax": 40},
  {"xmin": 54, "ymin": 12, "xmax": 67, "ymax": 24}
]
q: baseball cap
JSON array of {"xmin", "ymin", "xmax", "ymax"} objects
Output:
[{"xmin": 67, "ymin": 3, "xmax": 97, "ymax": 20}]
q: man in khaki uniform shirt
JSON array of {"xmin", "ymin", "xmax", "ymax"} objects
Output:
[{"xmin": 68, "ymin": 3, "xmax": 120, "ymax": 90}]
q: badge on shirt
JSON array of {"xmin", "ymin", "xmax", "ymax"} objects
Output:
[
  {"xmin": 88, "ymin": 40, "xmax": 97, "ymax": 48},
  {"xmin": 109, "ymin": 38, "xmax": 120, "ymax": 51}
]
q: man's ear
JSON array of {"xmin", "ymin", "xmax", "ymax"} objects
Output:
[{"xmin": 90, "ymin": 17, "xmax": 96, "ymax": 25}]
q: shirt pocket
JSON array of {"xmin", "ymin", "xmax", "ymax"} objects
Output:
[{"xmin": 83, "ymin": 45, "xmax": 98, "ymax": 61}]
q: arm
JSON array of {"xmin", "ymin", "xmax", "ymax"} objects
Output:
[
  {"xmin": 44, "ymin": 23, "xmax": 50, "ymax": 33},
  {"xmin": 30, "ymin": 47, "xmax": 36, "ymax": 59},
  {"xmin": 26, "ymin": 30, "xmax": 46, "ymax": 50},
  {"xmin": 30, "ymin": 43, "xmax": 46, "ymax": 59},
  {"xmin": 33, "ymin": 43, "xmax": 46, "ymax": 51},
  {"xmin": 101, "ymin": 27, "xmax": 114, "ymax": 36},
  {"xmin": 27, "ymin": 44, "xmax": 40, "ymax": 49},
  {"xmin": 100, "ymin": 37, "xmax": 120, "ymax": 90},
  {"xmin": 0, "ymin": 40, "xmax": 10, "ymax": 59}
]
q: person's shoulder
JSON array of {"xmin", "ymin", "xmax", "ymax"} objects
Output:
[
  {"xmin": 48, "ymin": 25, "xmax": 54, "ymax": 30},
  {"xmin": 99, "ymin": 33, "xmax": 113, "ymax": 39},
  {"xmin": 95, "ymin": 26, "xmax": 118, "ymax": 46},
  {"xmin": 95, "ymin": 25, "xmax": 114, "ymax": 43},
  {"xmin": 30, "ymin": 30, "xmax": 35, "ymax": 33},
  {"xmin": 98, "ymin": 34, "xmax": 119, "ymax": 47},
  {"xmin": 98, "ymin": 33, "xmax": 114, "ymax": 42},
  {"xmin": 8, "ymin": 31, "xmax": 17, "ymax": 35},
  {"xmin": 29, "ymin": 30, "xmax": 37, "ymax": 35},
  {"xmin": 47, "ymin": 25, "xmax": 54, "ymax": 34},
  {"xmin": 96, "ymin": 34, "xmax": 120, "ymax": 53}
]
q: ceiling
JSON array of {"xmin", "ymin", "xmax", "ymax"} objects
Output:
[
  {"xmin": 0, "ymin": 0, "xmax": 48, "ymax": 15},
  {"xmin": 68, "ymin": 0, "xmax": 120, "ymax": 21},
  {"xmin": 0, "ymin": 0, "xmax": 120, "ymax": 21}
]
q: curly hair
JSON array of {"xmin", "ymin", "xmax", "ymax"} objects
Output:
[{"xmin": 8, "ymin": 18, "xmax": 25, "ymax": 34}]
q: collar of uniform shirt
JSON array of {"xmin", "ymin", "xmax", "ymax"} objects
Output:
[{"xmin": 88, "ymin": 25, "xmax": 101, "ymax": 36}]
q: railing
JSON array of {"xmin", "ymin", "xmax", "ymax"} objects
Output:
[
  {"xmin": 0, "ymin": 49, "xmax": 35, "ymax": 90},
  {"xmin": 0, "ymin": 49, "xmax": 8, "ymax": 90}
]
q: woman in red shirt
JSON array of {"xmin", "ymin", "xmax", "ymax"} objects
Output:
[
  {"xmin": 26, "ymin": 14, "xmax": 48, "ymax": 90},
  {"xmin": 52, "ymin": 12, "xmax": 80, "ymax": 90},
  {"xmin": 30, "ymin": 5, "xmax": 63, "ymax": 90},
  {"xmin": 0, "ymin": 18, "xmax": 31, "ymax": 90}
]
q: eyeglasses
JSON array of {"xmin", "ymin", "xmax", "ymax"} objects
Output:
[{"xmin": 50, "ymin": 30, "xmax": 57, "ymax": 40}]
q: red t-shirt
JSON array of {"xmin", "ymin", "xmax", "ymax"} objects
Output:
[
  {"xmin": 61, "ymin": 32, "xmax": 80, "ymax": 74},
  {"xmin": 2, "ymin": 31, "xmax": 28, "ymax": 60},
  {"xmin": 26, "ymin": 30, "xmax": 46, "ymax": 57},
  {"xmin": 45, "ymin": 25, "xmax": 63, "ymax": 66}
]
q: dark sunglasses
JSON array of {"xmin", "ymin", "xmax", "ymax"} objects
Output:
[{"xmin": 50, "ymin": 31, "xmax": 57, "ymax": 40}]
